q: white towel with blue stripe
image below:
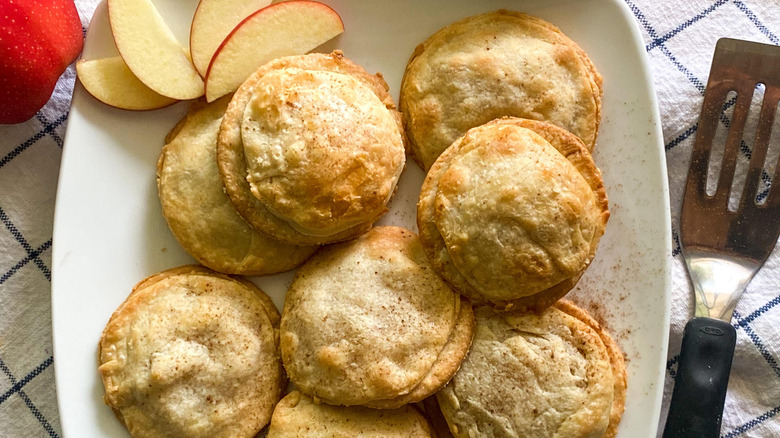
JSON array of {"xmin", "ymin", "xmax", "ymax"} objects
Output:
[{"xmin": 630, "ymin": 1, "xmax": 780, "ymax": 437}]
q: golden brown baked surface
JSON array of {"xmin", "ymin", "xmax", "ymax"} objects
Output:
[
  {"xmin": 400, "ymin": 10, "xmax": 602, "ymax": 169},
  {"xmin": 280, "ymin": 226, "xmax": 474, "ymax": 408},
  {"xmin": 218, "ymin": 51, "xmax": 405, "ymax": 245},
  {"xmin": 157, "ymin": 98, "xmax": 317, "ymax": 276},
  {"xmin": 417, "ymin": 117, "xmax": 609, "ymax": 310},
  {"xmin": 436, "ymin": 303, "xmax": 615, "ymax": 438},
  {"xmin": 268, "ymin": 391, "xmax": 433, "ymax": 437},
  {"xmin": 98, "ymin": 266, "xmax": 284, "ymax": 438},
  {"xmin": 554, "ymin": 301, "xmax": 627, "ymax": 438}
]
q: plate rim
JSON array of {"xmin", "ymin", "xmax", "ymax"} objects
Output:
[{"xmin": 51, "ymin": 0, "xmax": 672, "ymax": 436}]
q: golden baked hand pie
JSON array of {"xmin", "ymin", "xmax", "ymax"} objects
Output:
[
  {"xmin": 98, "ymin": 266, "xmax": 284, "ymax": 438},
  {"xmin": 280, "ymin": 226, "xmax": 474, "ymax": 408},
  {"xmin": 268, "ymin": 391, "xmax": 434, "ymax": 437},
  {"xmin": 435, "ymin": 301, "xmax": 626, "ymax": 438},
  {"xmin": 554, "ymin": 300, "xmax": 627, "ymax": 438},
  {"xmin": 400, "ymin": 10, "xmax": 602, "ymax": 170},
  {"xmin": 157, "ymin": 97, "xmax": 317, "ymax": 275},
  {"xmin": 418, "ymin": 117, "xmax": 609, "ymax": 310},
  {"xmin": 218, "ymin": 51, "xmax": 405, "ymax": 245}
]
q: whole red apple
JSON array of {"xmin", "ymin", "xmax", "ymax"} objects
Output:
[{"xmin": 0, "ymin": 0, "xmax": 83, "ymax": 124}]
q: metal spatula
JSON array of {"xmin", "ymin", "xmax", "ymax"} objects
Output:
[{"xmin": 663, "ymin": 38, "xmax": 780, "ymax": 437}]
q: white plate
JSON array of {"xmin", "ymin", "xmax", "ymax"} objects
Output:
[{"xmin": 52, "ymin": 0, "xmax": 671, "ymax": 436}]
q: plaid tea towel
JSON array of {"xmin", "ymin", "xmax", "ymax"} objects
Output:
[
  {"xmin": 0, "ymin": 0, "xmax": 778, "ymax": 437},
  {"xmin": 632, "ymin": 1, "xmax": 780, "ymax": 437}
]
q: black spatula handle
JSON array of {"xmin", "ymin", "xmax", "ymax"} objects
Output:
[{"xmin": 662, "ymin": 317, "xmax": 737, "ymax": 438}]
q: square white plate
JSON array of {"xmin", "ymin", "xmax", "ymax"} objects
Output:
[{"xmin": 52, "ymin": 0, "xmax": 671, "ymax": 436}]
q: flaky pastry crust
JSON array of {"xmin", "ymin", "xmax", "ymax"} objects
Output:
[
  {"xmin": 280, "ymin": 226, "xmax": 474, "ymax": 408},
  {"xmin": 98, "ymin": 266, "xmax": 284, "ymax": 438},
  {"xmin": 157, "ymin": 98, "xmax": 317, "ymax": 275},
  {"xmin": 400, "ymin": 10, "xmax": 603, "ymax": 170},
  {"xmin": 418, "ymin": 117, "xmax": 609, "ymax": 310},
  {"xmin": 436, "ymin": 303, "xmax": 615, "ymax": 438},
  {"xmin": 554, "ymin": 300, "xmax": 627, "ymax": 438},
  {"xmin": 218, "ymin": 51, "xmax": 405, "ymax": 245},
  {"xmin": 268, "ymin": 391, "xmax": 433, "ymax": 437}
]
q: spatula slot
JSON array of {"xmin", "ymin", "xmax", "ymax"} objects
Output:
[
  {"xmin": 754, "ymin": 91, "xmax": 780, "ymax": 207},
  {"xmin": 726, "ymin": 82, "xmax": 765, "ymax": 211},
  {"xmin": 705, "ymin": 90, "xmax": 737, "ymax": 198}
]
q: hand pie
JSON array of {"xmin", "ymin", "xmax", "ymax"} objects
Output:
[
  {"xmin": 98, "ymin": 266, "xmax": 284, "ymax": 437},
  {"xmin": 218, "ymin": 51, "xmax": 405, "ymax": 245},
  {"xmin": 280, "ymin": 226, "xmax": 474, "ymax": 408},
  {"xmin": 435, "ymin": 301, "xmax": 626, "ymax": 438},
  {"xmin": 268, "ymin": 391, "xmax": 433, "ymax": 437},
  {"xmin": 418, "ymin": 117, "xmax": 609, "ymax": 310},
  {"xmin": 157, "ymin": 97, "xmax": 317, "ymax": 275},
  {"xmin": 400, "ymin": 10, "xmax": 602, "ymax": 169}
]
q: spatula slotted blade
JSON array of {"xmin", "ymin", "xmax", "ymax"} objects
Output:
[{"xmin": 664, "ymin": 38, "xmax": 780, "ymax": 438}]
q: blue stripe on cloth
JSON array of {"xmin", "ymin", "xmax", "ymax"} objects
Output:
[
  {"xmin": 0, "ymin": 239, "xmax": 52, "ymax": 286},
  {"xmin": 658, "ymin": 43, "xmax": 707, "ymax": 93},
  {"xmin": 756, "ymin": 172, "xmax": 771, "ymax": 203},
  {"xmin": 0, "ymin": 356, "xmax": 54, "ymax": 405},
  {"xmin": 0, "ymin": 356, "xmax": 15, "ymax": 381},
  {"xmin": 626, "ymin": 0, "xmax": 706, "ymax": 95},
  {"xmin": 665, "ymin": 92, "xmax": 737, "ymax": 152},
  {"xmin": 671, "ymin": 228, "xmax": 681, "ymax": 257},
  {"xmin": 625, "ymin": 0, "xmax": 661, "ymax": 39},
  {"xmin": 733, "ymin": 310, "xmax": 780, "ymax": 378},
  {"xmin": 35, "ymin": 114, "xmax": 64, "ymax": 149},
  {"xmin": 736, "ymin": 295, "xmax": 780, "ymax": 328},
  {"xmin": 0, "ymin": 113, "xmax": 67, "ymax": 170},
  {"xmin": 722, "ymin": 404, "xmax": 780, "ymax": 438},
  {"xmin": 18, "ymin": 391, "xmax": 59, "ymax": 438},
  {"xmin": 0, "ymin": 206, "xmax": 34, "ymax": 254},
  {"xmin": 645, "ymin": 0, "xmax": 729, "ymax": 51},
  {"xmin": 666, "ymin": 123, "xmax": 698, "ymax": 151},
  {"xmin": 733, "ymin": 0, "xmax": 780, "ymax": 45},
  {"xmin": 0, "ymin": 356, "xmax": 58, "ymax": 437},
  {"xmin": 0, "ymin": 206, "xmax": 52, "ymax": 282}
]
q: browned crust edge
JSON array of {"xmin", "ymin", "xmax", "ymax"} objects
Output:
[
  {"xmin": 217, "ymin": 51, "xmax": 404, "ymax": 245},
  {"xmin": 97, "ymin": 265, "xmax": 286, "ymax": 432},
  {"xmin": 418, "ymin": 117, "xmax": 608, "ymax": 312},
  {"xmin": 399, "ymin": 9, "xmax": 603, "ymax": 171},
  {"xmin": 554, "ymin": 299, "xmax": 628, "ymax": 438}
]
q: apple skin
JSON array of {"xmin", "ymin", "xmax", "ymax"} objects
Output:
[
  {"xmin": 204, "ymin": 0, "xmax": 344, "ymax": 102},
  {"xmin": 0, "ymin": 0, "xmax": 84, "ymax": 124}
]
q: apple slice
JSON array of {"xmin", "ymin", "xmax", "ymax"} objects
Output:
[
  {"xmin": 108, "ymin": 0, "xmax": 204, "ymax": 100},
  {"xmin": 189, "ymin": 0, "xmax": 272, "ymax": 77},
  {"xmin": 204, "ymin": 0, "xmax": 343, "ymax": 102},
  {"xmin": 76, "ymin": 57, "xmax": 178, "ymax": 110}
]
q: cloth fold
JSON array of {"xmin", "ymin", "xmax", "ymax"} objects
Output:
[{"xmin": 0, "ymin": 0, "xmax": 778, "ymax": 436}]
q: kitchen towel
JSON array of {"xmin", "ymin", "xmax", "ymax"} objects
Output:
[{"xmin": 0, "ymin": 0, "xmax": 778, "ymax": 436}]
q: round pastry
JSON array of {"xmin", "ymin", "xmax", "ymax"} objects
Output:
[
  {"xmin": 400, "ymin": 10, "xmax": 602, "ymax": 170},
  {"xmin": 554, "ymin": 300, "xmax": 627, "ymax": 438},
  {"xmin": 435, "ymin": 301, "xmax": 624, "ymax": 438},
  {"xmin": 267, "ymin": 391, "xmax": 433, "ymax": 437},
  {"xmin": 218, "ymin": 51, "xmax": 406, "ymax": 245},
  {"xmin": 157, "ymin": 97, "xmax": 317, "ymax": 276},
  {"xmin": 98, "ymin": 265, "xmax": 284, "ymax": 438},
  {"xmin": 280, "ymin": 226, "xmax": 475, "ymax": 408},
  {"xmin": 417, "ymin": 117, "xmax": 609, "ymax": 310}
]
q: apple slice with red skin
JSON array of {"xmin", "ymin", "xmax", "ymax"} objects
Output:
[
  {"xmin": 0, "ymin": 0, "xmax": 83, "ymax": 124},
  {"xmin": 204, "ymin": 0, "xmax": 343, "ymax": 102},
  {"xmin": 189, "ymin": 0, "xmax": 272, "ymax": 78},
  {"xmin": 76, "ymin": 57, "xmax": 178, "ymax": 110},
  {"xmin": 108, "ymin": 0, "xmax": 204, "ymax": 100}
]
